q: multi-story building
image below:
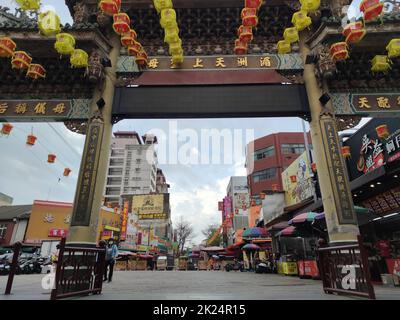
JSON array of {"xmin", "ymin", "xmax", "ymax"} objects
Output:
[
  {"xmin": 156, "ymin": 169, "xmax": 170, "ymax": 194},
  {"xmin": 103, "ymin": 131, "xmax": 158, "ymax": 207},
  {"xmin": 246, "ymin": 132, "xmax": 311, "ymax": 196}
]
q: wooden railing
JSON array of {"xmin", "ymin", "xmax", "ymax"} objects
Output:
[
  {"xmin": 50, "ymin": 237, "xmax": 106, "ymax": 300},
  {"xmin": 317, "ymin": 235, "xmax": 375, "ymax": 300}
]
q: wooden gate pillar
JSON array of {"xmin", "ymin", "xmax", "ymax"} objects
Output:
[
  {"xmin": 67, "ymin": 35, "xmax": 121, "ymax": 245},
  {"xmin": 300, "ymin": 36, "xmax": 359, "ymax": 244}
]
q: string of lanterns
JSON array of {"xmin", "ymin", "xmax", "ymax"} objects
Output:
[
  {"xmin": 98, "ymin": 0, "xmax": 148, "ymax": 67},
  {"xmin": 0, "ymin": 123, "xmax": 72, "ymax": 177},
  {"xmin": 0, "ymin": 2, "xmax": 89, "ymax": 82},
  {"xmin": 276, "ymin": 0, "xmax": 318, "ymax": 54},
  {"xmin": 330, "ymin": 1, "xmax": 400, "ymax": 74},
  {"xmin": 153, "ymin": 0, "xmax": 184, "ymax": 65},
  {"xmin": 234, "ymin": 0, "xmax": 262, "ymax": 55}
]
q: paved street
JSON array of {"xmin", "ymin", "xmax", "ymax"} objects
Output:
[{"xmin": 1, "ymin": 271, "xmax": 399, "ymax": 300}]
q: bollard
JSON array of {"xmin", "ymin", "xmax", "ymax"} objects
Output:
[{"xmin": 5, "ymin": 241, "xmax": 22, "ymax": 295}]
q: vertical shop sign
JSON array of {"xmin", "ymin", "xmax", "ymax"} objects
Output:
[{"xmin": 120, "ymin": 201, "xmax": 129, "ymax": 241}]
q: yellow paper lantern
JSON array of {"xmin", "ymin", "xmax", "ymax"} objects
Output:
[
  {"xmin": 283, "ymin": 27, "xmax": 299, "ymax": 44},
  {"xmin": 15, "ymin": 0, "xmax": 41, "ymax": 11},
  {"xmin": 153, "ymin": 0, "xmax": 173, "ymax": 14},
  {"xmin": 300, "ymin": 0, "xmax": 321, "ymax": 12},
  {"xmin": 164, "ymin": 26, "xmax": 180, "ymax": 44},
  {"xmin": 38, "ymin": 11, "xmax": 61, "ymax": 36},
  {"xmin": 277, "ymin": 40, "xmax": 291, "ymax": 54},
  {"xmin": 386, "ymin": 39, "xmax": 400, "ymax": 59},
  {"xmin": 70, "ymin": 49, "xmax": 88, "ymax": 68},
  {"xmin": 160, "ymin": 8, "xmax": 177, "ymax": 29},
  {"xmin": 371, "ymin": 55, "xmax": 392, "ymax": 73},
  {"xmin": 54, "ymin": 33, "xmax": 76, "ymax": 56},
  {"xmin": 292, "ymin": 10, "xmax": 312, "ymax": 31}
]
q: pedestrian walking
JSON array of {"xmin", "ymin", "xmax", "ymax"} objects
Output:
[{"xmin": 104, "ymin": 239, "xmax": 119, "ymax": 283}]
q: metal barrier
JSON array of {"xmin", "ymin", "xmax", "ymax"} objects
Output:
[
  {"xmin": 317, "ymin": 235, "xmax": 375, "ymax": 299},
  {"xmin": 50, "ymin": 237, "xmax": 106, "ymax": 300},
  {"xmin": 4, "ymin": 241, "xmax": 22, "ymax": 295}
]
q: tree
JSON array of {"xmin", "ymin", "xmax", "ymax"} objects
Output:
[
  {"xmin": 174, "ymin": 216, "xmax": 195, "ymax": 255},
  {"xmin": 202, "ymin": 223, "xmax": 222, "ymax": 247}
]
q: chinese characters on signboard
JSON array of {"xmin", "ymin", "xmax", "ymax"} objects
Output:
[
  {"xmin": 362, "ymin": 186, "xmax": 400, "ymax": 214},
  {"xmin": 356, "ymin": 134, "xmax": 385, "ymax": 174},
  {"xmin": 120, "ymin": 201, "xmax": 129, "ymax": 241},
  {"xmin": 353, "ymin": 94, "xmax": 400, "ymax": 113},
  {"xmin": 71, "ymin": 122, "xmax": 104, "ymax": 226},
  {"xmin": 48, "ymin": 228, "xmax": 68, "ymax": 238},
  {"xmin": 322, "ymin": 118, "xmax": 357, "ymax": 224},
  {"xmin": 132, "ymin": 194, "xmax": 167, "ymax": 220},
  {"xmin": 144, "ymin": 55, "xmax": 278, "ymax": 71}
]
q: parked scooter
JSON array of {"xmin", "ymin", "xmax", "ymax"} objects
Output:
[
  {"xmin": 255, "ymin": 260, "xmax": 273, "ymax": 274},
  {"xmin": 225, "ymin": 260, "xmax": 244, "ymax": 272}
]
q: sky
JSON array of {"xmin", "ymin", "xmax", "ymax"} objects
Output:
[{"xmin": 0, "ymin": 0, "xmax": 371, "ymax": 245}]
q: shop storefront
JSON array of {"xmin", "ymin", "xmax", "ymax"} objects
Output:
[{"xmin": 343, "ymin": 118, "xmax": 400, "ymax": 284}]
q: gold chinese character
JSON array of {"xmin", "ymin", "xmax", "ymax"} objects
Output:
[
  {"xmin": 397, "ymin": 96, "xmax": 400, "ymax": 106},
  {"xmin": 147, "ymin": 58, "xmax": 159, "ymax": 69},
  {"xmin": 377, "ymin": 97, "xmax": 391, "ymax": 109},
  {"xmin": 15, "ymin": 103, "xmax": 27, "ymax": 114},
  {"xmin": 260, "ymin": 56, "xmax": 271, "ymax": 67},
  {"xmin": 193, "ymin": 58, "xmax": 204, "ymax": 68},
  {"xmin": 358, "ymin": 97, "xmax": 371, "ymax": 109},
  {"xmin": 53, "ymin": 103, "xmax": 66, "ymax": 114},
  {"xmin": 0, "ymin": 102, "xmax": 8, "ymax": 114},
  {"xmin": 215, "ymin": 57, "xmax": 226, "ymax": 68},
  {"xmin": 34, "ymin": 102, "xmax": 46, "ymax": 114},
  {"xmin": 237, "ymin": 57, "xmax": 248, "ymax": 67}
]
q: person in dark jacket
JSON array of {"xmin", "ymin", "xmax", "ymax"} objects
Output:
[{"xmin": 104, "ymin": 239, "xmax": 118, "ymax": 282}]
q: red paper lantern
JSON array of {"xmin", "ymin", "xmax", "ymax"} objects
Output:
[
  {"xmin": 0, "ymin": 37, "xmax": 17, "ymax": 58},
  {"xmin": 48, "ymin": 154, "xmax": 56, "ymax": 163},
  {"xmin": 113, "ymin": 13, "xmax": 130, "ymax": 35},
  {"xmin": 290, "ymin": 175, "xmax": 297, "ymax": 183},
  {"xmin": 1, "ymin": 123, "xmax": 13, "ymax": 135},
  {"xmin": 135, "ymin": 50, "xmax": 148, "ymax": 67},
  {"xmin": 343, "ymin": 22, "xmax": 366, "ymax": 44},
  {"xmin": 63, "ymin": 168, "xmax": 72, "ymax": 177},
  {"xmin": 238, "ymin": 25, "xmax": 253, "ymax": 43},
  {"xmin": 376, "ymin": 124, "xmax": 389, "ymax": 139},
  {"xmin": 26, "ymin": 64, "xmax": 46, "ymax": 79},
  {"xmin": 99, "ymin": 0, "xmax": 121, "ymax": 15},
  {"xmin": 127, "ymin": 41, "xmax": 142, "ymax": 57},
  {"xmin": 121, "ymin": 29, "xmax": 137, "ymax": 47},
  {"xmin": 11, "ymin": 51, "xmax": 32, "ymax": 70},
  {"xmin": 26, "ymin": 134, "xmax": 37, "ymax": 146},
  {"xmin": 341, "ymin": 146, "xmax": 351, "ymax": 158},
  {"xmin": 234, "ymin": 39, "xmax": 248, "ymax": 55},
  {"xmin": 241, "ymin": 8, "xmax": 258, "ymax": 27},
  {"xmin": 360, "ymin": 0, "xmax": 384, "ymax": 22},
  {"xmin": 245, "ymin": 0, "xmax": 262, "ymax": 9},
  {"xmin": 330, "ymin": 42, "xmax": 349, "ymax": 61}
]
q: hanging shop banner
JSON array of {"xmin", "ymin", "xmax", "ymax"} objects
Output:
[
  {"xmin": 332, "ymin": 93, "xmax": 400, "ymax": 118},
  {"xmin": 343, "ymin": 118, "xmax": 400, "ymax": 181},
  {"xmin": 120, "ymin": 201, "xmax": 129, "ymax": 241},
  {"xmin": 321, "ymin": 116, "xmax": 357, "ymax": 225},
  {"xmin": 234, "ymin": 193, "xmax": 249, "ymax": 212},
  {"xmin": 117, "ymin": 54, "xmax": 304, "ymax": 73},
  {"xmin": 132, "ymin": 194, "xmax": 169, "ymax": 220},
  {"xmin": 0, "ymin": 99, "xmax": 90, "ymax": 121},
  {"xmin": 281, "ymin": 151, "xmax": 315, "ymax": 206},
  {"xmin": 218, "ymin": 201, "xmax": 224, "ymax": 211}
]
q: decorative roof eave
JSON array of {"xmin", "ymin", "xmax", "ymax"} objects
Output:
[
  {"xmin": 307, "ymin": 15, "xmax": 400, "ymax": 49},
  {"xmin": 0, "ymin": 26, "xmax": 113, "ymax": 55}
]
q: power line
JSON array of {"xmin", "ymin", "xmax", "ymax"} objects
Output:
[{"xmin": 47, "ymin": 123, "xmax": 82, "ymax": 160}]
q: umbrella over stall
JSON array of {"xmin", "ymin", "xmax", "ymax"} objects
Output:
[
  {"xmin": 276, "ymin": 226, "xmax": 299, "ymax": 237},
  {"xmin": 288, "ymin": 212, "xmax": 319, "ymax": 225},
  {"xmin": 242, "ymin": 227, "xmax": 268, "ymax": 238},
  {"xmin": 242, "ymin": 243, "xmax": 261, "ymax": 251}
]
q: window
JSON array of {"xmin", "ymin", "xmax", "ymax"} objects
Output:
[
  {"xmin": 136, "ymin": 159, "xmax": 141, "ymax": 164},
  {"xmin": 253, "ymin": 146, "xmax": 275, "ymax": 160},
  {"xmin": 252, "ymin": 168, "xmax": 276, "ymax": 182},
  {"xmin": 281, "ymin": 143, "xmax": 305, "ymax": 154},
  {"xmin": 0, "ymin": 224, "xmax": 7, "ymax": 238}
]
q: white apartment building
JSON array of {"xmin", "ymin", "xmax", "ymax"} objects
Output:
[{"xmin": 103, "ymin": 132, "xmax": 158, "ymax": 207}]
